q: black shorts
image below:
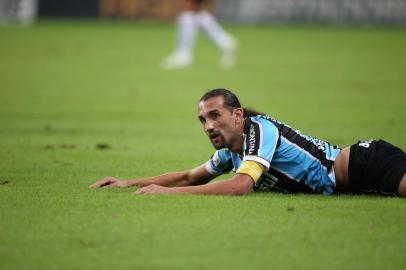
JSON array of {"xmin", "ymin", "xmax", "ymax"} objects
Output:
[{"xmin": 348, "ymin": 139, "xmax": 406, "ymax": 195}]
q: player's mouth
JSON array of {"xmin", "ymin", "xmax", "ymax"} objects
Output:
[{"xmin": 209, "ymin": 133, "xmax": 221, "ymax": 142}]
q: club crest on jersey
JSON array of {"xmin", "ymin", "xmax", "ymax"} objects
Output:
[{"xmin": 212, "ymin": 151, "xmax": 221, "ymax": 166}]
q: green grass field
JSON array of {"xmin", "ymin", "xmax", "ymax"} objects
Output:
[{"xmin": 1, "ymin": 20, "xmax": 406, "ymax": 270}]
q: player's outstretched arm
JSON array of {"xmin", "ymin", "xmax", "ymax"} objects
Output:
[
  {"xmin": 136, "ymin": 173, "xmax": 254, "ymax": 196},
  {"xmin": 89, "ymin": 163, "xmax": 216, "ymax": 189}
]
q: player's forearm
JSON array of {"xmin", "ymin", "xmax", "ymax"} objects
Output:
[
  {"xmin": 126, "ymin": 172, "xmax": 191, "ymax": 187},
  {"xmin": 171, "ymin": 177, "xmax": 252, "ymax": 196}
]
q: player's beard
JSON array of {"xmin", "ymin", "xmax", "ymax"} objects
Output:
[{"xmin": 209, "ymin": 132, "xmax": 226, "ymax": 150}]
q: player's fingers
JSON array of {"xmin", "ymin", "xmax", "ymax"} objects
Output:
[
  {"xmin": 135, "ymin": 187, "xmax": 148, "ymax": 195},
  {"xmin": 108, "ymin": 182, "xmax": 121, "ymax": 188},
  {"xmin": 89, "ymin": 180, "xmax": 105, "ymax": 188},
  {"xmin": 101, "ymin": 181, "xmax": 115, "ymax": 188},
  {"xmin": 89, "ymin": 176, "xmax": 116, "ymax": 188}
]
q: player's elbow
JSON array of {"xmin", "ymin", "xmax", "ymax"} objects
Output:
[
  {"xmin": 180, "ymin": 171, "xmax": 194, "ymax": 186},
  {"xmin": 234, "ymin": 186, "xmax": 251, "ymax": 196},
  {"xmin": 232, "ymin": 175, "xmax": 254, "ymax": 196}
]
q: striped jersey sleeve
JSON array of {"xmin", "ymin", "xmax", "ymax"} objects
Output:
[
  {"xmin": 205, "ymin": 149, "xmax": 233, "ymax": 175},
  {"xmin": 242, "ymin": 116, "xmax": 280, "ymax": 171}
]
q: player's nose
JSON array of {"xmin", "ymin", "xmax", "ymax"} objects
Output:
[{"xmin": 205, "ymin": 120, "xmax": 214, "ymax": 133}]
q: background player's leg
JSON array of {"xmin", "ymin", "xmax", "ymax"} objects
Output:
[
  {"xmin": 161, "ymin": 11, "xmax": 197, "ymax": 69},
  {"xmin": 398, "ymin": 174, "xmax": 406, "ymax": 197},
  {"xmin": 196, "ymin": 10, "xmax": 237, "ymax": 68}
]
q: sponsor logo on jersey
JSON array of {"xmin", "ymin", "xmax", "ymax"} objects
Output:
[
  {"xmin": 359, "ymin": 139, "xmax": 374, "ymax": 148},
  {"xmin": 248, "ymin": 124, "xmax": 256, "ymax": 155}
]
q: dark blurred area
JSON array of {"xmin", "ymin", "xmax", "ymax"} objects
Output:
[
  {"xmin": 1, "ymin": 0, "xmax": 406, "ymax": 24},
  {"xmin": 38, "ymin": 0, "xmax": 183, "ymax": 20},
  {"xmin": 39, "ymin": 0, "xmax": 99, "ymax": 17}
]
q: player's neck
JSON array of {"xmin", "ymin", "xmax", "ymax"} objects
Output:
[{"xmin": 229, "ymin": 128, "xmax": 244, "ymax": 155}]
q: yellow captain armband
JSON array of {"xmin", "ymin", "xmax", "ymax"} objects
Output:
[{"xmin": 236, "ymin": 161, "xmax": 264, "ymax": 183}]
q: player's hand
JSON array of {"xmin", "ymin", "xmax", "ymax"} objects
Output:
[
  {"xmin": 135, "ymin": 184, "xmax": 175, "ymax": 195},
  {"xmin": 89, "ymin": 176, "xmax": 130, "ymax": 188}
]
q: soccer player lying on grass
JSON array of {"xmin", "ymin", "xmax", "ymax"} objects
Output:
[{"xmin": 90, "ymin": 89, "xmax": 406, "ymax": 197}]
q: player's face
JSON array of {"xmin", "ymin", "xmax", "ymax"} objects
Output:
[{"xmin": 198, "ymin": 96, "xmax": 243, "ymax": 150}]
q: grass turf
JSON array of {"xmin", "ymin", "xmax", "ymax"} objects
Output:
[{"xmin": 0, "ymin": 20, "xmax": 406, "ymax": 270}]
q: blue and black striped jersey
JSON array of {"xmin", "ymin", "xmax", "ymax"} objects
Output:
[{"xmin": 205, "ymin": 115, "xmax": 341, "ymax": 195}]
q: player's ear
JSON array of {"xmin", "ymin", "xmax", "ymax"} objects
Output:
[{"xmin": 234, "ymin": 108, "xmax": 244, "ymax": 123}]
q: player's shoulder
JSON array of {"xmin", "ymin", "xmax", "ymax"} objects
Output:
[
  {"xmin": 207, "ymin": 148, "xmax": 235, "ymax": 175},
  {"xmin": 243, "ymin": 115, "xmax": 278, "ymax": 135},
  {"xmin": 216, "ymin": 148, "xmax": 232, "ymax": 156},
  {"xmin": 213, "ymin": 148, "xmax": 233, "ymax": 162}
]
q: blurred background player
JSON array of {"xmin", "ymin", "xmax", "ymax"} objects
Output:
[
  {"xmin": 160, "ymin": 0, "xmax": 237, "ymax": 69},
  {"xmin": 0, "ymin": 0, "xmax": 37, "ymax": 24}
]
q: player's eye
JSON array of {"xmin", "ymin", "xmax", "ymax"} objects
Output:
[{"xmin": 209, "ymin": 112, "xmax": 220, "ymax": 119}]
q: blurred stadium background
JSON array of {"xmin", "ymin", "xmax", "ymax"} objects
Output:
[
  {"xmin": 1, "ymin": 1, "xmax": 406, "ymax": 270},
  {"xmin": 1, "ymin": 0, "xmax": 406, "ymax": 24}
]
